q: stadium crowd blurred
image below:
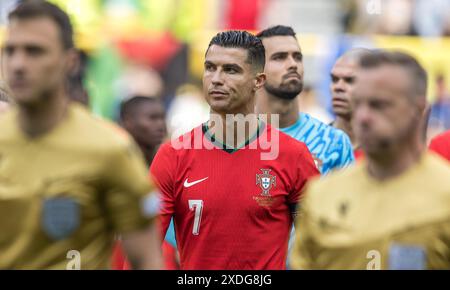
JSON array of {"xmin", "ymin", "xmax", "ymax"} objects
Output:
[{"xmin": 2, "ymin": 0, "xmax": 449, "ymax": 140}]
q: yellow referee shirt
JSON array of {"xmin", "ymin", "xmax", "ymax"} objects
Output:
[
  {"xmin": 291, "ymin": 153, "xmax": 450, "ymax": 270},
  {"xmin": 0, "ymin": 103, "xmax": 157, "ymax": 269}
]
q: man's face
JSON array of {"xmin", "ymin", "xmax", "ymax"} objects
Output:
[
  {"xmin": 262, "ymin": 36, "xmax": 304, "ymax": 100},
  {"xmin": 330, "ymin": 58, "xmax": 358, "ymax": 118},
  {"xmin": 352, "ymin": 65, "xmax": 421, "ymax": 156},
  {"xmin": 203, "ymin": 45, "xmax": 263, "ymax": 114},
  {"xmin": 2, "ymin": 17, "xmax": 72, "ymax": 106},
  {"xmin": 125, "ymin": 101, "xmax": 167, "ymax": 148}
]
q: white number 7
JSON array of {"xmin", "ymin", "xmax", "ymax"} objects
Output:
[{"xmin": 188, "ymin": 200, "xmax": 203, "ymax": 235}]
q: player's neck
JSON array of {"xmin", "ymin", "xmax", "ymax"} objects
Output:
[
  {"xmin": 334, "ymin": 116, "xmax": 357, "ymax": 146},
  {"xmin": 139, "ymin": 144, "xmax": 159, "ymax": 167},
  {"xmin": 256, "ymin": 89, "xmax": 299, "ymax": 128},
  {"xmin": 208, "ymin": 110, "xmax": 259, "ymax": 149},
  {"xmin": 17, "ymin": 90, "xmax": 70, "ymax": 139},
  {"xmin": 366, "ymin": 136, "xmax": 424, "ymax": 181}
]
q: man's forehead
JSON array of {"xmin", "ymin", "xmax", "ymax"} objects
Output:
[
  {"xmin": 355, "ymin": 65, "xmax": 410, "ymax": 94},
  {"xmin": 6, "ymin": 17, "xmax": 60, "ymax": 45},
  {"xmin": 332, "ymin": 59, "xmax": 358, "ymax": 76},
  {"xmin": 141, "ymin": 100, "xmax": 164, "ymax": 110},
  {"xmin": 262, "ymin": 36, "xmax": 300, "ymax": 54},
  {"xmin": 205, "ymin": 45, "xmax": 249, "ymax": 64}
]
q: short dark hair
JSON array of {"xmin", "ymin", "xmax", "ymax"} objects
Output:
[
  {"xmin": 256, "ymin": 25, "xmax": 297, "ymax": 39},
  {"xmin": 120, "ymin": 96, "xmax": 161, "ymax": 120},
  {"xmin": 339, "ymin": 48, "xmax": 373, "ymax": 64},
  {"xmin": 8, "ymin": 0, "xmax": 74, "ymax": 50},
  {"xmin": 207, "ymin": 30, "xmax": 265, "ymax": 72},
  {"xmin": 359, "ymin": 50, "xmax": 428, "ymax": 97}
]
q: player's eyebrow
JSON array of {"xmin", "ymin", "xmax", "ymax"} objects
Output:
[
  {"xmin": 293, "ymin": 51, "xmax": 303, "ymax": 60},
  {"xmin": 344, "ymin": 75, "xmax": 355, "ymax": 83},
  {"xmin": 270, "ymin": 52, "xmax": 288, "ymax": 59},
  {"xmin": 271, "ymin": 51, "xmax": 302, "ymax": 60},
  {"xmin": 222, "ymin": 63, "xmax": 243, "ymax": 72}
]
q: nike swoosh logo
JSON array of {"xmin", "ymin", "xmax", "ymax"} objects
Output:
[{"xmin": 184, "ymin": 177, "xmax": 208, "ymax": 188}]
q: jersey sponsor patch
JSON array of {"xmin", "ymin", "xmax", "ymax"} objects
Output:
[
  {"xmin": 389, "ymin": 244, "xmax": 426, "ymax": 270},
  {"xmin": 42, "ymin": 197, "xmax": 80, "ymax": 240}
]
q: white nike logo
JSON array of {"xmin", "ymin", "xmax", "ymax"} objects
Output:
[{"xmin": 184, "ymin": 177, "xmax": 208, "ymax": 188}]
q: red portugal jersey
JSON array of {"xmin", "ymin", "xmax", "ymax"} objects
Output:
[
  {"xmin": 150, "ymin": 122, "xmax": 319, "ymax": 270},
  {"xmin": 429, "ymin": 130, "xmax": 450, "ymax": 162}
]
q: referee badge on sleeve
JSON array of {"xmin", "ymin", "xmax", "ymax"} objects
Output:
[
  {"xmin": 42, "ymin": 197, "xmax": 80, "ymax": 240},
  {"xmin": 141, "ymin": 191, "xmax": 161, "ymax": 218},
  {"xmin": 388, "ymin": 243, "xmax": 426, "ymax": 270}
]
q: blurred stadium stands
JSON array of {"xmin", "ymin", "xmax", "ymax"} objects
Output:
[{"xmin": 1, "ymin": 0, "xmax": 449, "ymax": 137}]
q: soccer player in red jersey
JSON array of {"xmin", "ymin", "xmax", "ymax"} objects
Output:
[
  {"xmin": 429, "ymin": 130, "xmax": 450, "ymax": 162},
  {"xmin": 150, "ymin": 30, "xmax": 319, "ymax": 270}
]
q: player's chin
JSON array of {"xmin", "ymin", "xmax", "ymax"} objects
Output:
[
  {"xmin": 209, "ymin": 100, "xmax": 231, "ymax": 113},
  {"xmin": 282, "ymin": 80, "xmax": 302, "ymax": 90},
  {"xmin": 13, "ymin": 92, "xmax": 39, "ymax": 106},
  {"xmin": 332, "ymin": 106, "xmax": 351, "ymax": 117},
  {"xmin": 359, "ymin": 135, "xmax": 386, "ymax": 152}
]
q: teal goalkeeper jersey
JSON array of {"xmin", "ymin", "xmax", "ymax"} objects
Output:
[{"xmin": 280, "ymin": 113, "xmax": 354, "ymax": 174}]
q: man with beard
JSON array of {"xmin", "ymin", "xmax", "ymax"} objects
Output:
[
  {"xmin": 291, "ymin": 51, "xmax": 450, "ymax": 270},
  {"xmin": 256, "ymin": 26, "xmax": 354, "ymax": 174}
]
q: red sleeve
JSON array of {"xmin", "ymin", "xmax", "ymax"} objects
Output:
[
  {"xmin": 162, "ymin": 241, "xmax": 180, "ymax": 270},
  {"xmin": 111, "ymin": 240, "xmax": 131, "ymax": 270},
  {"xmin": 429, "ymin": 133, "xmax": 450, "ymax": 162},
  {"xmin": 288, "ymin": 143, "xmax": 320, "ymax": 205},
  {"xmin": 149, "ymin": 143, "xmax": 176, "ymax": 240}
]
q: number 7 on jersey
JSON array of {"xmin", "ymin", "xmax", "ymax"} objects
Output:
[{"xmin": 188, "ymin": 200, "xmax": 203, "ymax": 235}]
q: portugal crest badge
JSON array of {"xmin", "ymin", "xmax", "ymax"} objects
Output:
[{"xmin": 256, "ymin": 169, "xmax": 276, "ymax": 196}]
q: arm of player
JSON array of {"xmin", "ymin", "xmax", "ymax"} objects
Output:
[
  {"xmin": 122, "ymin": 223, "xmax": 163, "ymax": 269},
  {"xmin": 290, "ymin": 193, "xmax": 316, "ymax": 270},
  {"xmin": 288, "ymin": 143, "xmax": 320, "ymax": 224},
  {"xmin": 102, "ymin": 138, "xmax": 164, "ymax": 269},
  {"xmin": 150, "ymin": 143, "xmax": 177, "ymax": 241}
]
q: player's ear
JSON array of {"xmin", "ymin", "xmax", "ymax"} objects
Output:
[
  {"xmin": 65, "ymin": 48, "xmax": 79, "ymax": 76},
  {"xmin": 254, "ymin": 73, "xmax": 266, "ymax": 92}
]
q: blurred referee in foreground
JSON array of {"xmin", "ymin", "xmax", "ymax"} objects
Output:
[
  {"xmin": 0, "ymin": 1, "xmax": 162, "ymax": 269},
  {"xmin": 291, "ymin": 51, "xmax": 450, "ymax": 270}
]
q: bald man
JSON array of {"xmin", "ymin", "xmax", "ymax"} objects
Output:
[{"xmin": 330, "ymin": 49, "xmax": 371, "ymax": 154}]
